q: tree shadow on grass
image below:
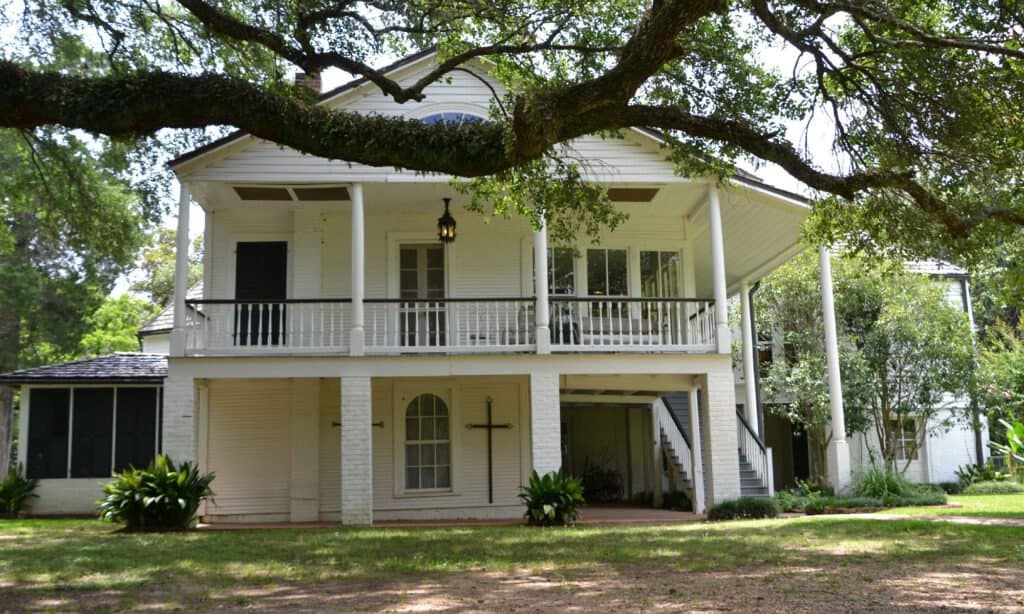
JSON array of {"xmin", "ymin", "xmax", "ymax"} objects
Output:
[{"xmin": 1, "ymin": 517, "xmax": 1022, "ymax": 611}]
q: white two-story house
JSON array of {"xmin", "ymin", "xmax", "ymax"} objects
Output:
[{"xmin": 5, "ymin": 50, "xmax": 857, "ymax": 524}]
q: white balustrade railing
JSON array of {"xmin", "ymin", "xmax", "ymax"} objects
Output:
[
  {"xmin": 184, "ymin": 300, "xmax": 351, "ymax": 353},
  {"xmin": 364, "ymin": 298, "xmax": 535, "ymax": 353},
  {"xmin": 183, "ymin": 297, "xmax": 715, "ymax": 355},
  {"xmin": 736, "ymin": 411, "xmax": 774, "ymax": 495},
  {"xmin": 656, "ymin": 398, "xmax": 693, "ymax": 484},
  {"xmin": 548, "ymin": 298, "xmax": 716, "ymax": 351}
]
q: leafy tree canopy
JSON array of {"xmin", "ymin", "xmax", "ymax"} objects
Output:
[
  {"xmin": 758, "ymin": 250, "xmax": 975, "ymax": 476},
  {"xmin": 131, "ymin": 228, "xmax": 204, "ymax": 308},
  {"xmin": 0, "ymin": 0, "xmax": 1022, "ymax": 257}
]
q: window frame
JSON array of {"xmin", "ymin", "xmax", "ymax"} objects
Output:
[
  {"xmin": 586, "ymin": 248, "xmax": 629, "ymax": 297},
  {"xmin": 392, "ymin": 385, "xmax": 459, "ymax": 497},
  {"xmin": 23, "ymin": 384, "xmax": 163, "ymax": 480},
  {"xmin": 888, "ymin": 417, "xmax": 919, "ymax": 461}
]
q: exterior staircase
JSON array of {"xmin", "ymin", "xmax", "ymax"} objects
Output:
[{"xmin": 738, "ymin": 450, "xmax": 770, "ymax": 497}]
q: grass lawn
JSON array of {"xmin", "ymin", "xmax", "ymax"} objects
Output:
[
  {"xmin": 1, "ymin": 515, "xmax": 1023, "ymax": 611},
  {"xmin": 886, "ymin": 491, "xmax": 1024, "ymax": 519}
]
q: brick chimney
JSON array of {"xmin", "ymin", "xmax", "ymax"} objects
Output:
[{"xmin": 295, "ymin": 72, "xmax": 322, "ymax": 93}]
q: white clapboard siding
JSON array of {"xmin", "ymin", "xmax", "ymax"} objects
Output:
[
  {"xmin": 206, "ymin": 379, "xmax": 292, "ymax": 516},
  {"xmin": 318, "ymin": 378, "xmax": 341, "ymax": 514},
  {"xmin": 372, "ymin": 376, "xmax": 523, "ymax": 512}
]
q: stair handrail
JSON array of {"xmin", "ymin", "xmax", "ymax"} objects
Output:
[
  {"xmin": 655, "ymin": 398, "xmax": 693, "ymax": 492},
  {"xmin": 660, "ymin": 396, "xmax": 691, "ymax": 448},
  {"xmin": 736, "ymin": 409, "xmax": 773, "ymax": 495},
  {"xmin": 735, "ymin": 409, "xmax": 765, "ymax": 452}
]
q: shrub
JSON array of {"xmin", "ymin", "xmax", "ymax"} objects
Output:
[
  {"xmin": 963, "ymin": 480, "xmax": 1024, "ymax": 495},
  {"xmin": 97, "ymin": 455, "xmax": 215, "ymax": 531},
  {"xmin": 519, "ymin": 470, "xmax": 585, "ymax": 526},
  {"xmin": 804, "ymin": 496, "xmax": 884, "ymax": 515},
  {"xmin": 661, "ymin": 490, "xmax": 691, "ymax": 511},
  {"xmin": 853, "ymin": 467, "xmax": 914, "ymax": 498},
  {"xmin": 775, "ymin": 479, "xmax": 833, "ymax": 512},
  {"xmin": 937, "ymin": 481, "xmax": 962, "ymax": 495},
  {"xmin": 580, "ymin": 461, "xmax": 622, "ymax": 503},
  {"xmin": 882, "ymin": 491, "xmax": 947, "ymax": 507},
  {"xmin": 707, "ymin": 497, "xmax": 779, "ymax": 521},
  {"xmin": 955, "ymin": 461, "xmax": 1010, "ymax": 487},
  {"xmin": 0, "ymin": 466, "xmax": 38, "ymax": 517}
]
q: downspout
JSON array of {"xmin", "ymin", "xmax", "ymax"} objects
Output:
[{"xmin": 749, "ymin": 281, "xmax": 765, "ymax": 439}]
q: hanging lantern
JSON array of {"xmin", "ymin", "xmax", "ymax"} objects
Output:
[{"xmin": 437, "ymin": 197, "xmax": 457, "ymax": 243}]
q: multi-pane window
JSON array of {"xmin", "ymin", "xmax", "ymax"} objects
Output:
[
  {"xmin": 888, "ymin": 418, "xmax": 919, "ymax": 461},
  {"xmin": 26, "ymin": 386, "xmax": 162, "ymax": 480},
  {"xmin": 640, "ymin": 250, "xmax": 681, "ymax": 298},
  {"xmin": 586, "ymin": 249, "xmax": 628, "ymax": 296},
  {"xmin": 404, "ymin": 394, "xmax": 451, "ymax": 490},
  {"xmin": 549, "ymin": 247, "xmax": 575, "ymax": 296}
]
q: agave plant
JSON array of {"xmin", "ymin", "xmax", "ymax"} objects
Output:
[
  {"xmin": 97, "ymin": 455, "xmax": 215, "ymax": 531},
  {"xmin": 0, "ymin": 465, "xmax": 38, "ymax": 517},
  {"xmin": 518, "ymin": 470, "xmax": 585, "ymax": 526}
]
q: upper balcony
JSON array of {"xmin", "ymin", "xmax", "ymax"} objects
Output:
[{"xmin": 167, "ymin": 176, "xmax": 808, "ymax": 359}]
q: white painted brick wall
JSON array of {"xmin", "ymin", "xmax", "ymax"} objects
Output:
[
  {"xmin": 529, "ymin": 372, "xmax": 561, "ymax": 475},
  {"xmin": 162, "ymin": 371, "xmax": 196, "ymax": 463},
  {"xmin": 702, "ymin": 367, "xmax": 741, "ymax": 503},
  {"xmin": 341, "ymin": 376, "xmax": 373, "ymax": 525}
]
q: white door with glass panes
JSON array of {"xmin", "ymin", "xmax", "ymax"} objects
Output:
[
  {"xmin": 399, "ymin": 244, "xmax": 446, "ymax": 347},
  {"xmin": 640, "ymin": 250, "xmax": 683, "ymax": 343}
]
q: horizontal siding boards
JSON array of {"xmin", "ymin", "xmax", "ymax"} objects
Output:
[
  {"xmin": 26, "ymin": 388, "xmax": 69, "ymax": 479},
  {"xmin": 372, "ymin": 376, "xmax": 523, "ymax": 512},
  {"xmin": 207, "ymin": 379, "xmax": 292, "ymax": 516},
  {"xmin": 318, "ymin": 378, "xmax": 341, "ymax": 514},
  {"xmin": 209, "ymin": 209, "xmax": 293, "ymax": 300}
]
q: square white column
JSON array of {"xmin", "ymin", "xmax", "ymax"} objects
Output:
[
  {"xmin": 529, "ymin": 371, "xmax": 561, "ymax": 475},
  {"xmin": 341, "ymin": 376, "xmax": 372, "ymax": 525},
  {"xmin": 161, "ymin": 371, "xmax": 196, "ymax": 463},
  {"xmin": 699, "ymin": 367, "xmax": 742, "ymax": 504}
]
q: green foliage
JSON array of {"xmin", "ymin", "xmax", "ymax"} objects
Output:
[
  {"xmin": 803, "ymin": 496, "xmax": 884, "ymax": 515},
  {"xmin": 937, "ymin": 481, "xmax": 963, "ymax": 495},
  {"xmin": 853, "ymin": 467, "xmax": 916, "ymax": 499},
  {"xmin": 987, "ymin": 419, "xmax": 1024, "ymax": 476},
  {"xmin": 0, "ymin": 465, "xmax": 38, "ymax": 515},
  {"xmin": 980, "ymin": 324, "xmax": 1024, "ymax": 426},
  {"xmin": 97, "ymin": 455, "xmax": 215, "ymax": 532},
  {"xmin": 956, "ymin": 461, "xmax": 1011, "ymax": 487},
  {"xmin": 774, "ymin": 479, "xmax": 834, "ymax": 512},
  {"xmin": 759, "ymin": 251, "xmax": 975, "ymax": 477},
  {"xmin": 518, "ymin": 470, "xmax": 585, "ymax": 527},
  {"xmin": 660, "ymin": 490, "xmax": 691, "ymax": 512},
  {"xmin": 130, "ymin": 228, "xmax": 204, "ymax": 308},
  {"xmin": 74, "ymin": 295, "xmax": 159, "ymax": 357},
  {"xmin": 707, "ymin": 497, "xmax": 779, "ymax": 521},
  {"xmin": 579, "ymin": 461, "xmax": 622, "ymax": 503},
  {"xmin": 963, "ymin": 481, "xmax": 1024, "ymax": 495}
]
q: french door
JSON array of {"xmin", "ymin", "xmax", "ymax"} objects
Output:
[{"xmin": 399, "ymin": 244, "xmax": 446, "ymax": 347}]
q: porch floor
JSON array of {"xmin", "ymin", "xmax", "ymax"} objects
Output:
[{"xmin": 197, "ymin": 505, "xmax": 701, "ymax": 530}]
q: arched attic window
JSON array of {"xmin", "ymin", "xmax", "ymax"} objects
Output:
[{"xmin": 420, "ymin": 112, "xmax": 484, "ymax": 126}]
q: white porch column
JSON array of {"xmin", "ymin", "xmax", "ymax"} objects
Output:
[
  {"xmin": 708, "ymin": 186, "xmax": 730, "ymax": 353},
  {"xmin": 349, "ymin": 184, "xmax": 366, "ymax": 356},
  {"xmin": 687, "ymin": 388, "xmax": 706, "ymax": 514},
  {"xmin": 341, "ymin": 376, "xmax": 372, "ymax": 525},
  {"xmin": 161, "ymin": 371, "xmax": 196, "ymax": 463},
  {"xmin": 529, "ymin": 371, "xmax": 561, "ymax": 475},
  {"xmin": 534, "ymin": 222, "xmax": 551, "ymax": 354},
  {"xmin": 170, "ymin": 182, "xmax": 191, "ymax": 357},
  {"xmin": 739, "ymin": 281, "xmax": 759, "ymax": 436},
  {"xmin": 700, "ymin": 368, "xmax": 742, "ymax": 504},
  {"xmin": 819, "ymin": 247, "xmax": 851, "ymax": 492}
]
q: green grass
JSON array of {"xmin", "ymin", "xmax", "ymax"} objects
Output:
[
  {"xmin": 886, "ymin": 491, "xmax": 1024, "ymax": 519},
  {"xmin": 1, "ymin": 515, "xmax": 1023, "ymax": 609}
]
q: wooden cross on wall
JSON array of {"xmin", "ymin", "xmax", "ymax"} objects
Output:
[{"xmin": 466, "ymin": 396, "xmax": 512, "ymax": 504}]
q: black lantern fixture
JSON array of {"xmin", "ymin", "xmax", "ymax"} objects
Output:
[{"xmin": 437, "ymin": 197, "xmax": 457, "ymax": 243}]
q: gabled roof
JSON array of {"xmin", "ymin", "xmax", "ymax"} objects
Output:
[
  {"xmin": 138, "ymin": 283, "xmax": 204, "ymax": 336},
  {"xmin": 0, "ymin": 353, "xmax": 168, "ymax": 385},
  {"xmin": 168, "ymin": 48, "xmax": 438, "ymax": 171}
]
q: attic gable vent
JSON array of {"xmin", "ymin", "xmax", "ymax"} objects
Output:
[
  {"xmin": 233, "ymin": 186, "xmax": 293, "ymax": 201},
  {"xmin": 607, "ymin": 188, "xmax": 660, "ymax": 203}
]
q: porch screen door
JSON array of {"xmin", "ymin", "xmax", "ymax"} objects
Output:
[
  {"xmin": 399, "ymin": 245, "xmax": 446, "ymax": 347},
  {"xmin": 235, "ymin": 241, "xmax": 287, "ymax": 346}
]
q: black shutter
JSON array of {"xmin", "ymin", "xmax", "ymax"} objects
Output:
[
  {"xmin": 114, "ymin": 388, "xmax": 158, "ymax": 471},
  {"xmin": 27, "ymin": 388, "xmax": 70, "ymax": 479},
  {"xmin": 234, "ymin": 241, "xmax": 288, "ymax": 345},
  {"xmin": 70, "ymin": 388, "xmax": 114, "ymax": 478}
]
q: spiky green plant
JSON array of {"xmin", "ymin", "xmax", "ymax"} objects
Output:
[
  {"xmin": 518, "ymin": 470, "xmax": 585, "ymax": 526},
  {"xmin": 97, "ymin": 455, "xmax": 214, "ymax": 531}
]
